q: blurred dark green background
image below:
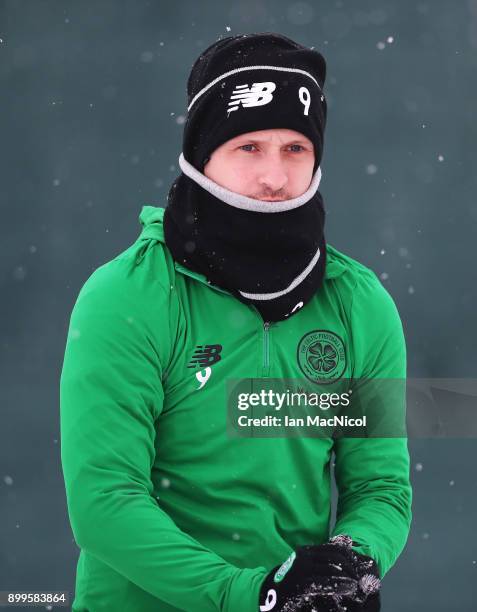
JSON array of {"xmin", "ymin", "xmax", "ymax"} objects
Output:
[{"xmin": 1, "ymin": 1, "xmax": 476, "ymax": 610}]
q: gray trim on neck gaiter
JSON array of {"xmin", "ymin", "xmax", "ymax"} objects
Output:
[
  {"xmin": 178, "ymin": 152, "xmax": 322, "ymax": 213},
  {"xmin": 238, "ymin": 246, "xmax": 321, "ymax": 300}
]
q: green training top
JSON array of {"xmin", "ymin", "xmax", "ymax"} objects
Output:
[{"xmin": 60, "ymin": 205, "xmax": 412, "ymax": 612}]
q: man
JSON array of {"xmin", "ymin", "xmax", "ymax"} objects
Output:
[{"xmin": 60, "ymin": 33, "xmax": 412, "ymax": 611}]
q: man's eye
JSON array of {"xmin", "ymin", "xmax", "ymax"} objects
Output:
[{"xmin": 238, "ymin": 144, "xmax": 306, "ymax": 153}]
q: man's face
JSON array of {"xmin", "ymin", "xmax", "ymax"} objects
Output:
[{"xmin": 203, "ymin": 128, "xmax": 315, "ymax": 202}]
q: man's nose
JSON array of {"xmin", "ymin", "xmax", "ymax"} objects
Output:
[{"xmin": 257, "ymin": 156, "xmax": 288, "ymax": 192}]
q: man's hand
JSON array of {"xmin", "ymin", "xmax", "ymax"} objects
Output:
[
  {"xmin": 257, "ymin": 535, "xmax": 381, "ymax": 611},
  {"xmin": 326, "ymin": 534, "xmax": 381, "ymax": 611}
]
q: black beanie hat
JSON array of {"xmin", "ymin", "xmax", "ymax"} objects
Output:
[{"xmin": 182, "ymin": 32, "xmax": 328, "ymax": 174}]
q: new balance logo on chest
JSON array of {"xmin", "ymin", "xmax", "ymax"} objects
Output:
[{"xmin": 187, "ymin": 344, "xmax": 223, "ymax": 390}]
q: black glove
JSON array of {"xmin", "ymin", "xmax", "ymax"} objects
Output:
[
  {"xmin": 325, "ymin": 535, "xmax": 381, "ymax": 611},
  {"xmin": 258, "ymin": 535, "xmax": 381, "ymax": 612}
]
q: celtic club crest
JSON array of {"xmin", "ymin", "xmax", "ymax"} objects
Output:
[{"xmin": 297, "ymin": 330, "xmax": 346, "ymax": 384}]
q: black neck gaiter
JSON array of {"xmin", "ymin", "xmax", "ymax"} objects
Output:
[{"xmin": 163, "ymin": 154, "xmax": 327, "ymax": 323}]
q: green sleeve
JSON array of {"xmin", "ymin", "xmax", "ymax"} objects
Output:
[
  {"xmin": 59, "ymin": 261, "xmax": 267, "ymax": 612},
  {"xmin": 330, "ymin": 272, "xmax": 413, "ymax": 578}
]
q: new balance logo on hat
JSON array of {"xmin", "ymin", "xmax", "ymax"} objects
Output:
[
  {"xmin": 227, "ymin": 80, "xmax": 313, "ymax": 117},
  {"xmin": 227, "ymin": 81, "xmax": 276, "ymax": 114}
]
